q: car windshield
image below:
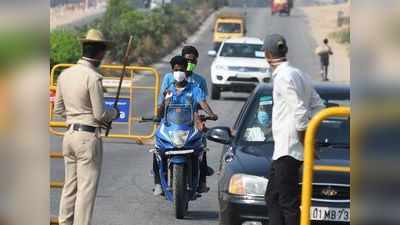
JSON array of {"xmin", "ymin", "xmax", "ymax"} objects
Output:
[
  {"xmin": 165, "ymin": 104, "xmax": 193, "ymax": 126},
  {"xmin": 219, "ymin": 43, "xmax": 264, "ymax": 58},
  {"xmin": 239, "ymin": 90, "xmax": 350, "ymax": 146},
  {"xmin": 217, "ymin": 23, "xmax": 241, "ymax": 33}
]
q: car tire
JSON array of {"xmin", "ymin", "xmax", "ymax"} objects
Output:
[{"xmin": 211, "ymin": 84, "xmax": 221, "ymax": 100}]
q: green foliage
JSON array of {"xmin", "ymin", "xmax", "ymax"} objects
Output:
[
  {"xmin": 50, "ymin": 0, "xmax": 212, "ymax": 66},
  {"xmin": 96, "ymin": 0, "xmax": 204, "ymax": 64},
  {"xmin": 50, "ymin": 29, "xmax": 81, "ymax": 67},
  {"xmin": 329, "ymin": 27, "xmax": 350, "ymax": 44},
  {"xmin": 0, "ymin": 31, "xmax": 40, "ymax": 72}
]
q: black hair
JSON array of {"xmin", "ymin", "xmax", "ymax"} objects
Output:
[
  {"xmin": 275, "ymin": 41, "xmax": 288, "ymax": 57},
  {"xmin": 323, "ymin": 38, "xmax": 329, "ymax": 44},
  {"xmin": 82, "ymin": 42, "xmax": 107, "ymax": 59},
  {"xmin": 181, "ymin": 45, "xmax": 199, "ymax": 58},
  {"xmin": 169, "ymin": 55, "xmax": 188, "ymax": 69}
]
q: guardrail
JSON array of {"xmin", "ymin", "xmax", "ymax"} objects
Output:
[{"xmin": 300, "ymin": 106, "xmax": 351, "ymax": 225}]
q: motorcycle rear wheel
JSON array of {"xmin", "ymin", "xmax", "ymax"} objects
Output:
[{"xmin": 173, "ymin": 164, "xmax": 187, "ymax": 219}]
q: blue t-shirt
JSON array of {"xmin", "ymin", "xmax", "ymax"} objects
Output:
[
  {"xmin": 160, "ymin": 82, "xmax": 206, "ymax": 112},
  {"xmin": 158, "ymin": 72, "xmax": 208, "ymax": 104}
]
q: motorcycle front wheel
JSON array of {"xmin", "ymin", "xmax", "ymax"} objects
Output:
[{"xmin": 173, "ymin": 164, "xmax": 187, "ymax": 219}]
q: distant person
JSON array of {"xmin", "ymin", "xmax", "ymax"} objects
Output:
[
  {"xmin": 263, "ymin": 34, "xmax": 325, "ymax": 225},
  {"xmin": 54, "ymin": 29, "xmax": 119, "ymax": 225},
  {"xmin": 315, "ymin": 38, "xmax": 333, "ymax": 81}
]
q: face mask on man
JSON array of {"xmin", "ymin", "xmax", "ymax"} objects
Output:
[
  {"xmin": 257, "ymin": 111, "xmax": 269, "ymax": 125},
  {"xmin": 173, "ymin": 71, "xmax": 186, "ymax": 82},
  {"xmin": 186, "ymin": 62, "xmax": 197, "ymax": 73}
]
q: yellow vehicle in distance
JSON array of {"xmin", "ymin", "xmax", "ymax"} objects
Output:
[{"xmin": 213, "ymin": 11, "xmax": 246, "ymax": 51}]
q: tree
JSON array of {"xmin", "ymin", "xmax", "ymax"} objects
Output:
[{"xmin": 50, "ymin": 29, "xmax": 81, "ymax": 67}]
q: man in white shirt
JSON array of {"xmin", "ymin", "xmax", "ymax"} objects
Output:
[{"xmin": 263, "ymin": 34, "xmax": 325, "ymax": 225}]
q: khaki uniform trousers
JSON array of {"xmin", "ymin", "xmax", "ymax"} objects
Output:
[{"xmin": 59, "ymin": 129, "xmax": 102, "ymax": 225}]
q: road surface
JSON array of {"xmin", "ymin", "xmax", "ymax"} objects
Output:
[{"xmin": 50, "ymin": 1, "xmax": 326, "ymax": 224}]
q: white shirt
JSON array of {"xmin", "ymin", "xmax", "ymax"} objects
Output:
[{"xmin": 271, "ymin": 62, "xmax": 325, "ymax": 161}]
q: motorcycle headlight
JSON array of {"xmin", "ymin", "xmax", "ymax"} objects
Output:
[
  {"xmin": 228, "ymin": 174, "xmax": 269, "ymax": 197},
  {"xmin": 168, "ymin": 131, "xmax": 190, "ymax": 148}
]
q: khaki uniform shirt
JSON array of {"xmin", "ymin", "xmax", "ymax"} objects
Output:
[{"xmin": 54, "ymin": 59, "xmax": 114, "ymax": 127}]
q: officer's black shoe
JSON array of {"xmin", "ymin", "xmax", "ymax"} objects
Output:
[
  {"xmin": 198, "ymin": 182, "xmax": 210, "ymax": 193},
  {"xmin": 206, "ymin": 166, "xmax": 214, "ymax": 176}
]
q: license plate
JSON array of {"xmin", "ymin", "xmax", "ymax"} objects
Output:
[{"xmin": 310, "ymin": 207, "xmax": 350, "ymax": 222}]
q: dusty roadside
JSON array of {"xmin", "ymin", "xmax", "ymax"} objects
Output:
[
  {"xmin": 302, "ymin": 3, "xmax": 350, "ymax": 83},
  {"xmin": 50, "ymin": 3, "xmax": 106, "ymax": 30}
]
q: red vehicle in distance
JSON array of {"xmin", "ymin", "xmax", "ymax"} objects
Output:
[{"xmin": 271, "ymin": 0, "xmax": 293, "ymax": 16}]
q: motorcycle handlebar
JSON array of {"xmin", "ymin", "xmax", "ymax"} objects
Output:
[{"xmin": 198, "ymin": 115, "xmax": 217, "ymax": 122}]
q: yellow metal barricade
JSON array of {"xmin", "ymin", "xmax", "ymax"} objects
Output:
[
  {"xmin": 300, "ymin": 107, "xmax": 351, "ymax": 225},
  {"xmin": 49, "ymin": 63, "xmax": 160, "ymax": 143}
]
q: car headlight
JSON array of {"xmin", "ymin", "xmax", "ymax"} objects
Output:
[
  {"xmin": 215, "ymin": 64, "xmax": 228, "ymax": 70},
  {"xmin": 168, "ymin": 131, "xmax": 189, "ymax": 148},
  {"xmin": 228, "ymin": 174, "xmax": 268, "ymax": 197},
  {"xmin": 260, "ymin": 67, "xmax": 272, "ymax": 74},
  {"xmin": 259, "ymin": 67, "xmax": 271, "ymax": 73}
]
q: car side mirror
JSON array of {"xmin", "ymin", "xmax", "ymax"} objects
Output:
[
  {"xmin": 206, "ymin": 126, "xmax": 232, "ymax": 144},
  {"xmin": 208, "ymin": 50, "xmax": 217, "ymax": 57}
]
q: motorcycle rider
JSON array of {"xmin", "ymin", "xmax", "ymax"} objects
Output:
[
  {"xmin": 182, "ymin": 46, "xmax": 215, "ymax": 192},
  {"xmin": 153, "ymin": 55, "xmax": 218, "ymax": 195},
  {"xmin": 159, "ymin": 46, "xmax": 214, "ymax": 190}
]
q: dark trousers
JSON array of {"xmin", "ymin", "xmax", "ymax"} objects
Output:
[
  {"xmin": 265, "ymin": 156, "xmax": 302, "ymax": 225},
  {"xmin": 153, "ymin": 152, "xmax": 208, "ymax": 185},
  {"xmin": 321, "ymin": 64, "xmax": 329, "ymax": 80},
  {"xmin": 199, "ymin": 152, "xmax": 208, "ymax": 183}
]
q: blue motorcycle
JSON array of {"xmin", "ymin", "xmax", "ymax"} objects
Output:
[{"xmin": 141, "ymin": 104, "xmax": 215, "ymax": 219}]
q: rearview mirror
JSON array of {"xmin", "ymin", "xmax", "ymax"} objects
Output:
[
  {"xmin": 208, "ymin": 50, "xmax": 217, "ymax": 57},
  {"xmin": 206, "ymin": 126, "xmax": 232, "ymax": 144}
]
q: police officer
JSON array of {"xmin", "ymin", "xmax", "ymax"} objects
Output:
[
  {"xmin": 263, "ymin": 34, "xmax": 324, "ymax": 225},
  {"xmin": 54, "ymin": 29, "xmax": 119, "ymax": 225}
]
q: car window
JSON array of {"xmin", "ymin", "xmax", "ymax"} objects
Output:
[
  {"xmin": 239, "ymin": 94, "xmax": 273, "ymax": 144},
  {"xmin": 219, "ymin": 43, "xmax": 264, "ymax": 58},
  {"xmin": 238, "ymin": 89, "xmax": 350, "ymax": 146},
  {"xmin": 217, "ymin": 23, "xmax": 241, "ymax": 33},
  {"xmin": 234, "ymin": 91, "xmax": 254, "ymax": 129},
  {"xmin": 317, "ymin": 117, "xmax": 349, "ymax": 145}
]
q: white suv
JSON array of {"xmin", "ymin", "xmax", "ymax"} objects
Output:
[{"xmin": 208, "ymin": 37, "xmax": 271, "ymax": 100}]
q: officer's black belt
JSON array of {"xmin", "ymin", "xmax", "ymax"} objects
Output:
[{"xmin": 69, "ymin": 124, "xmax": 97, "ymax": 133}]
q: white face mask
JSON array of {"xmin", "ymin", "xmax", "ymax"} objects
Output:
[{"xmin": 173, "ymin": 71, "xmax": 186, "ymax": 82}]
